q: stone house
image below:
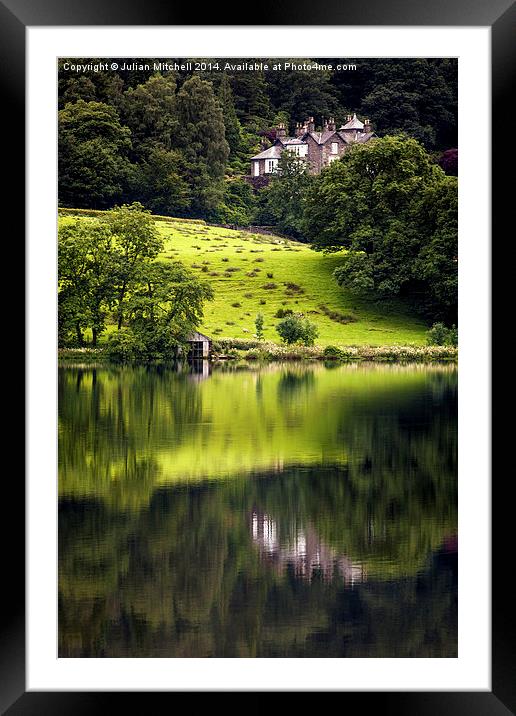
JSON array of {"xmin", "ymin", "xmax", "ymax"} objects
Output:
[{"xmin": 250, "ymin": 114, "xmax": 375, "ymax": 177}]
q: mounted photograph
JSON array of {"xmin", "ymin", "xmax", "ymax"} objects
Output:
[{"xmin": 57, "ymin": 56, "xmax": 458, "ymax": 658}]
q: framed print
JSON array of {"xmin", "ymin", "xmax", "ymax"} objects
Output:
[{"xmin": 4, "ymin": 0, "xmax": 512, "ymax": 710}]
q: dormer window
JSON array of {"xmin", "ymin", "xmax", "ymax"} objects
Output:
[{"xmin": 331, "ymin": 142, "xmax": 339, "ymax": 155}]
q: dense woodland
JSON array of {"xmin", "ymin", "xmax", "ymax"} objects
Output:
[{"xmin": 58, "ymin": 58, "xmax": 458, "ymax": 338}]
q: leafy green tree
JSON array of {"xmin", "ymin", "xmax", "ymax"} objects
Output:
[
  {"xmin": 58, "ymin": 59, "xmax": 125, "ymax": 109},
  {"xmin": 109, "ymin": 260, "xmax": 214, "ymax": 361},
  {"xmin": 257, "ymin": 151, "xmax": 313, "ymax": 239},
  {"xmin": 265, "ymin": 60, "xmax": 339, "ymax": 123},
  {"xmin": 120, "ymin": 73, "xmax": 179, "ymax": 157},
  {"xmin": 255, "ymin": 313, "xmax": 264, "ymax": 340},
  {"xmin": 58, "ymin": 100, "xmax": 133, "ymax": 208},
  {"xmin": 217, "ymin": 73, "xmax": 242, "ymax": 157},
  {"xmin": 276, "ymin": 314, "xmax": 318, "ymax": 345},
  {"xmin": 426, "ymin": 322, "xmax": 457, "ymax": 346},
  {"xmin": 58, "ymin": 220, "xmax": 116, "ymax": 345},
  {"xmin": 303, "ymin": 135, "xmax": 457, "ymax": 321},
  {"xmin": 103, "ymin": 202, "xmax": 163, "ymax": 329},
  {"xmin": 358, "ymin": 59, "xmax": 456, "ymax": 149},
  {"xmin": 174, "ymin": 76, "xmax": 230, "ymax": 217},
  {"xmin": 129, "ymin": 147, "xmax": 192, "ymax": 216},
  {"xmin": 214, "ymin": 179, "xmax": 256, "ymax": 226}
]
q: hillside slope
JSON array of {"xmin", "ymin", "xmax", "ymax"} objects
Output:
[
  {"xmin": 59, "ymin": 213, "xmax": 428, "ymax": 346},
  {"xmin": 158, "ymin": 220, "xmax": 427, "ymax": 346}
]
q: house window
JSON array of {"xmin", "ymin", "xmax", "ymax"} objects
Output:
[
  {"xmin": 253, "ymin": 161, "xmax": 260, "ymax": 176},
  {"xmin": 331, "ymin": 142, "xmax": 339, "ymax": 154},
  {"xmin": 265, "ymin": 159, "xmax": 277, "ymax": 174},
  {"xmin": 328, "ymin": 155, "xmax": 339, "ymax": 164}
]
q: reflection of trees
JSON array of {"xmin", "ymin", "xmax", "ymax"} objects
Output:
[
  {"xmin": 59, "ymin": 463, "xmax": 457, "ymax": 657},
  {"xmin": 277, "ymin": 368, "xmax": 315, "ymax": 400},
  {"xmin": 59, "ymin": 366, "xmax": 204, "ymax": 506},
  {"xmin": 58, "ymin": 363, "xmax": 457, "ymax": 657}
]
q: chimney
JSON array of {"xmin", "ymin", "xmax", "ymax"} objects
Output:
[
  {"xmin": 307, "ymin": 116, "xmax": 315, "ymax": 133},
  {"xmin": 295, "ymin": 122, "xmax": 306, "ymax": 137},
  {"xmin": 364, "ymin": 118, "xmax": 372, "ymax": 133},
  {"xmin": 276, "ymin": 122, "xmax": 287, "ymax": 139},
  {"xmin": 325, "ymin": 116, "xmax": 336, "ymax": 132},
  {"xmin": 346, "ymin": 114, "xmax": 352, "ymax": 123}
]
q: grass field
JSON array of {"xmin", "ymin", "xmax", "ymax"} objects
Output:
[{"xmin": 60, "ymin": 213, "xmax": 429, "ymax": 346}]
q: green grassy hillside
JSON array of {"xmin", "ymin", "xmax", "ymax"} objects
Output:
[
  {"xmin": 159, "ymin": 220, "xmax": 428, "ymax": 345},
  {"xmin": 59, "ymin": 213, "xmax": 429, "ymax": 345}
]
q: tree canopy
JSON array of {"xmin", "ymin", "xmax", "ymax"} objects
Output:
[{"xmin": 303, "ymin": 135, "xmax": 457, "ymax": 322}]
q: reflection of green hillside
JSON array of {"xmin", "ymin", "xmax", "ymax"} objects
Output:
[
  {"xmin": 59, "ymin": 363, "xmax": 457, "ymax": 656},
  {"xmin": 59, "ymin": 476, "xmax": 457, "ymax": 657},
  {"xmin": 59, "ymin": 363, "xmax": 457, "ymax": 508}
]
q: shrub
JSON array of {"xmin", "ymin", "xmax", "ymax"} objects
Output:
[
  {"xmin": 231, "ymin": 302, "xmax": 242, "ymax": 308},
  {"xmin": 319, "ymin": 304, "xmax": 357, "ymax": 324},
  {"xmin": 426, "ymin": 322, "xmax": 458, "ymax": 346},
  {"xmin": 323, "ymin": 345, "xmax": 345, "ymax": 360},
  {"xmin": 276, "ymin": 314, "xmax": 319, "ymax": 346},
  {"xmin": 266, "ymin": 272, "xmax": 274, "ymax": 279},
  {"xmin": 262, "ymin": 282, "xmax": 277, "ymax": 290},
  {"xmin": 275, "ymin": 308, "xmax": 293, "ymax": 318},
  {"xmin": 255, "ymin": 313, "xmax": 264, "ymax": 340},
  {"xmin": 284, "ymin": 282, "xmax": 304, "ymax": 293},
  {"xmin": 106, "ymin": 330, "xmax": 144, "ymax": 362}
]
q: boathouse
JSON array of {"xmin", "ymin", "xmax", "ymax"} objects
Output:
[{"xmin": 187, "ymin": 331, "xmax": 211, "ymax": 359}]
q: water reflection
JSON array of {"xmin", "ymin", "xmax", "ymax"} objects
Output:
[
  {"xmin": 58, "ymin": 362, "xmax": 457, "ymax": 657},
  {"xmin": 251, "ymin": 511, "xmax": 366, "ymax": 584}
]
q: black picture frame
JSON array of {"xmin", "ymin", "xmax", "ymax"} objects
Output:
[{"xmin": 5, "ymin": 0, "xmax": 511, "ymax": 711}]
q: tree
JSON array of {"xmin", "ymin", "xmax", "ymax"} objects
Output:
[
  {"xmin": 58, "ymin": 220, "xmax": 116, "ymax": 346},
  {"xmin": 129, "ymin": 147, "xmax": 192, "ymax": 216},
  {"xmin": 103, "ymin": 202, "xmax": 163, "ymax": 329},
  {"xmin": 174, "ymin": 76, "xmax": 230, "ymax": 217},
  {"xmin": 217, "ymin": 73, "xmax": 242, "ymax": 158},
  {"xmin": 265, "ymin": 60, "xmax": 339, "ymax": 123},
  {"xmin": 358, "ymin": 59, "xmax": 456, "ymax": 150},
  {"xmin": 276, "ymin": 314, "xmax": 318, "ymax": 345},
  {"xmin": 257, "ymin": 151, "xmax": 313, "ymax": 239},
  {"xmin": 110, "ymin": 261, "xmax": 214, "ymax": 361},
  {"xmin": 255, "ymin": 313, "xmax": 264, "ymax": 340},
  {"xmin": 303, "ymin": 135, "xmax": 457, "ymax": 322},
  {"xmin": 58, "ymin": 100, "xmax": 133, "ymax": 208},
  {"xmin": 215, "ymin": 179, "xmax": 256, "ymax": 226},
  {"xmin": 120, "ymin": 73, "xmax": 179, "ymax": 158}
]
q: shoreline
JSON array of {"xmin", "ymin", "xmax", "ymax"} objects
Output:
[{"xmin": 58, "ymin": 344, "xmax": 458, "ymax": 365}]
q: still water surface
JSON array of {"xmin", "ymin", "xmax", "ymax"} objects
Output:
[{"xmin": 59, "ymin": 362, "xmax": 457, "ymax": 657}]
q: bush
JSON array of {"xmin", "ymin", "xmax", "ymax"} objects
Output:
[
  {"xmin": 106, "ymin": 329, "xmax": 144, "ymax": 362},
  {"xmin": 426, "ymin": 322, "xmax": 458, "ymax": 346},
  {"xmin": 255, "ymin": 313, "xmax": 264, "ymax": 340},
  {"xmin": 276, "ymin": 314, "xmax": 319, "ymax": 346},
  {"xmin": 323, "ymin": 345, "xmax": 345, "ymax": 360},
  {"xmin": 275, "ymin": 308, "xmax": 293, "ymax": 318}
]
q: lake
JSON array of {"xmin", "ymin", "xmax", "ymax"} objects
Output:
[{"xmin": 58, "ymin": 361, "xmax": 457, "ymax": 657}]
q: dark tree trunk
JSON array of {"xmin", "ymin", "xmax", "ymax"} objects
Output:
[{"xmin": 75, "ymin": 323, "xmax": 83, "ymax": 347}]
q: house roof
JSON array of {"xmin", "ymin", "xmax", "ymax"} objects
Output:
[
  {"xmin": 281, "ymin": 137, "xmax": 306, "ymax": 146},
  {"xmin": 188, "ymin": 331, "xmax": 211, "ymax": 342},
  {"xmin": 339, "ymin": 113, "xmax": 365, "ymax": 130},
  {"xmin": 251, "ymin": 144, "xmax": 283, "ymax": 161}
]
